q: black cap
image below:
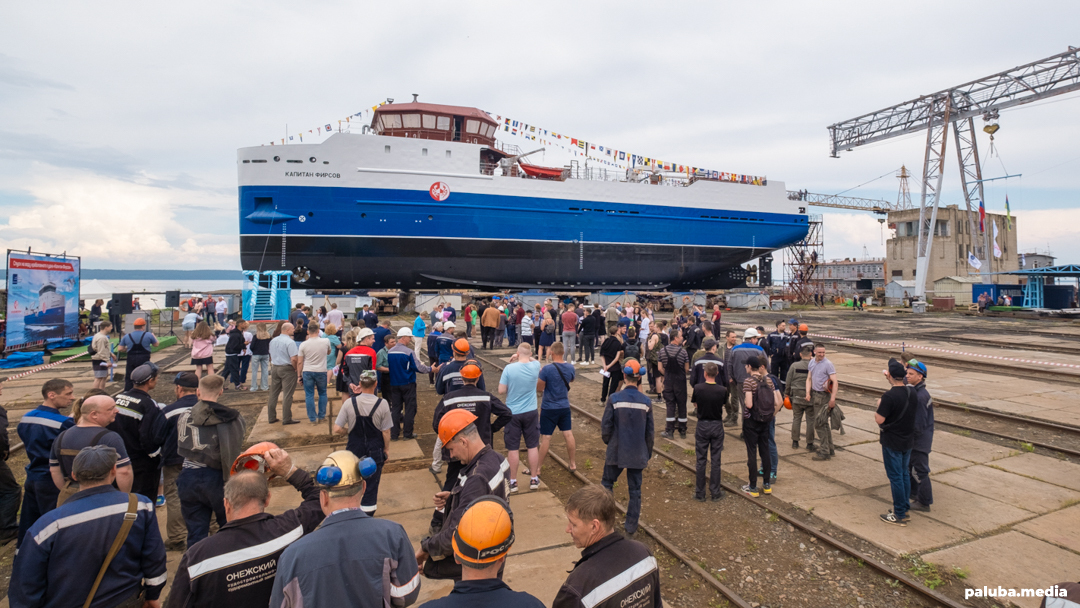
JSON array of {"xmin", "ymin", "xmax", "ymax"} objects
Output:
[
  {"xmin": 702, "ymin": 338, "xmax": 718, "ymax": 351},
  {"xmin": 174, "ymin": 371, "xmax": 199, "ymax": 389},
  {"xmin": 888, "ymin": 358, "xmax": 906, "ymax": 380}
]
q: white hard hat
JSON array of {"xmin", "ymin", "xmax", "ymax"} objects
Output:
[
  {"xmin": 743, "ymin": 327, "xmax": 760, "ymax": 339},
  {"xmin": 396, "ymin": 327, "xmax": 412, "ymax": 338},
  {"xmin": 357, "ymin": 328, "xmax": 374, "ymax": 340},
  {"xmin": 444, "ymin": 321, "xmax": 456, "ymax": 329}
]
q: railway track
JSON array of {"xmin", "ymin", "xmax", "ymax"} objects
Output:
[
  {"xmin": 812, "ymin": 337, "xmax": 1080, "ymax": 386},
  {"xmin": 472, "ymin": 351, "xmax": 971, "ymax": 608},
  {"xmin": 838, "ymin": 383, "xmax": 1080, "ymax": 459}
]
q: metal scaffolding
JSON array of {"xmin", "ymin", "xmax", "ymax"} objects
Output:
[{"xmin": 784, "ymin": 215, "xmax": 824, "ymax": 304}]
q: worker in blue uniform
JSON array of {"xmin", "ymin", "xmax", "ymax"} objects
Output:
[
  {"xmin": 118, "ymin": 317, "xmax": 159, "ymax": 392},
  {"xmin": 15, "ymin": 378, "xmax": 75, "ymax": 548},
  {"xmin": 9, "ymin": 445, "xmax": 167, "ymax": 608}
]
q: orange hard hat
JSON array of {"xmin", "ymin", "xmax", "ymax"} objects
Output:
[
  {"xmin": 231, "ymin": 441, "xmax": 282, "ymax": 477},
  {"xmin": 784, "ymin": 395, "xmax": 792, "ymax": 410},
  {"xmin": 453, "ymin": 496, "xmax": 515, "ymax": 565},
  {"xmin": 453, "ymin": 339, "xmax": 471, "ymax": 355},
  {"xmin": 461, "ymin": 360, "xmax": 482, "ymax": 380},
  {"xmin": 798, "ymin": 323, "xmax": 809, "ymax": 332},
  {"xmin": 438, "ymin": 409, "xmax": 478, "ymax": 445}
]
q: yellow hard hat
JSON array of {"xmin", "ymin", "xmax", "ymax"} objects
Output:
[
  {"xmin": 315, "ymin": 450, "xmax": 377, "ymax": 493},
  {"xmin": 452, "ymin": 496, "xmax": 515, "ymax": 565}
]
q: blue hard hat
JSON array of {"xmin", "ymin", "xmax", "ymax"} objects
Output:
[{"xmin": 906, "ymin": 359, "xmax": 928, "ymax": 378}]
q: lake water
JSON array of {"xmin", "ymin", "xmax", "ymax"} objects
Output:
[{"xmin": 84, "ymin": 280, "xmax": 316, "ymax": 308}]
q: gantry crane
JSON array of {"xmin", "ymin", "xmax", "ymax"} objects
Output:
[{"xmin": 828, "ymin": 46, "xmax": 1080, "ymax": 300}]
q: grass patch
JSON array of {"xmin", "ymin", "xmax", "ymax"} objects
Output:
[
  {"xmin": 768, "ymin": 513, "xmax": 780, "ymax": 522},
  {"xmin": 1019, "ymin": 441, "xmax": 1035, "ymax": 453},
  {"xmin": 952, "ymin": 566, "xmax": 969, "ymax": 579},
  {"xmin": 955, "ymin": 429, "xmax": 971, "ymax": 437},
  {"xmin": 583, "ymin": 458, "xmax": 592, "ymax": 471},
  {"xmin": 906, "ymin": 555, "xmax": 946, "ymax": 590},
  {"xmin": 683, "ymin": 449, "xmax": 695, "ymax": 457}
]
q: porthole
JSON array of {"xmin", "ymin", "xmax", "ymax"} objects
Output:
[
  {"xmin": 309, "ymin": 157, "xmax": 317, "ymax": 163},
  {"xmin": 361, "ymin": 213, "xmax": 367, "ymax": 218},
  {"xmin": 307, "ymin": 212, "xmax": 314, "ymax": 217},
  {"xmin": 273, "ymin": 156, "xmax": 280, "ymax": 162},
  {"xmin": 428, "ymin": 215, "xmax": 433, "ymax": 220}
]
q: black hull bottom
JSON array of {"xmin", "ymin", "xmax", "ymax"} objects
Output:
[{"xmin": 241, "ymin": 236, "xmax": 761, "ymax": 290}]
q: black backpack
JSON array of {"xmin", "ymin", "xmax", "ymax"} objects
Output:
[{"xmin": 751, "ymin": 375, "xmax": 777, "ymax": 421}]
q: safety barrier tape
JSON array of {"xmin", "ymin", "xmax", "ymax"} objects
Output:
[
  {"xmin": 810, "ymin": 333, "xmax": 1080, "ymax": 369},
  {"xmin": 2, "ymin": 351, "xmax": 90, "ymax": 381}
]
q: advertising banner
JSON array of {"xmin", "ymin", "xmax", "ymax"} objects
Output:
[{"xmin": 5, "ymin": 251, "xmax": 81, "ymax": 351}]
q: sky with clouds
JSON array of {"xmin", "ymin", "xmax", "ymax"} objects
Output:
[{"xmin": 2, "ymin": 1, "xmax": 1078, "ymax": 273}]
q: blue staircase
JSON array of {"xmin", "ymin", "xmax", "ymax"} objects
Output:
[{"xmin": 242, "ymin": 270, "xmax": 292, "ymax": 322}]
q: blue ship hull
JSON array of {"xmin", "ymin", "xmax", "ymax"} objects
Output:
[
  {"xmin": 239, "ymin": 185, "xmax": 808, "ymax": 290},
  {"xmin": 24, "ymin": 306, "xmax": 65, "ymax": 328}
]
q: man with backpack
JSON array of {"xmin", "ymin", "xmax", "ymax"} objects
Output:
[
  {"xmin": 740, "ymin": 357, "xmax": 780, "ymax": 497},
  {"xmin": 876, "ymin": 359, "xmax": 919, "ymax": 526},
  {"xmin": 117, "ymin": 318, "xmax": 158, "ymax": 392},
  {"xmin": 765, "ymin": 320, "xmax": 787, "ymax": 387}
]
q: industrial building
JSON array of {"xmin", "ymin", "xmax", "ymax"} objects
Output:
[{"xmin": 885, "ymin": 205, "xmax": 1019, "ymax": 288}]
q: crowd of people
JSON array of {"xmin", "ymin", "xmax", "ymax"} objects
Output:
[{"xmin": 0, "ymin": 293, "xmax": 949, "ymax": 608}]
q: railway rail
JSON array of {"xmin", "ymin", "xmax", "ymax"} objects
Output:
[
  {"xmin": 472, "ymin": 351, "xmax": 971, "ymax": 608},
  {"xmin": 838, "ymin": 383, "xmax": 1080, "ymax": 459}
]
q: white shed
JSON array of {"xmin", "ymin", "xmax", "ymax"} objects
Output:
[{"xmin": 884, "ymin": 280, "xmax": 915, "ymax": 307}]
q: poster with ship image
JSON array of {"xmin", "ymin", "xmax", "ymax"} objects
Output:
[{"xmin": 5, "ymin": 251, "xmax": 81, "ymax": 351}]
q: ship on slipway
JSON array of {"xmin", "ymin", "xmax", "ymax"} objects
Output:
[{"xmin": 237, "ymin": 100, "xmax": 809, "ymax": 290}]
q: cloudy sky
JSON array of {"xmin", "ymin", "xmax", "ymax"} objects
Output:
[{"xmin": 2, "ymin": 2, "xmax": 1078, "ymax": 273}]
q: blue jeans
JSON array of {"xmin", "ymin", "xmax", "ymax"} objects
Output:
[
  {"xmin": 249, "ymin": 355, "xmax": 270, "ymax": 391},
  {"xmin": 303, "ymin": 371, "xmax": 328, "ymax": 421},
  {"xmin": 177, "ymin": 466, "xmax": 226, "ymax": 549},
  {"xmin": 601, "ymin": 465, "xmax": 643, "ymax": 534},
  {"xmin": 882, "ymin": 445, "xmax": 912, "ymax": 520}
]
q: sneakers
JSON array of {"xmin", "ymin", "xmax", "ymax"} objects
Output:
[
  {"xmin": 762, "ymin": 483, "xmax": 772, "ymax": 495},
  {"xmin": 880, "ymin": 512, "xmax": 907, "ymax": 526},
  {"xmin": 660, "ymin": 431, "xmax": 674, "ymax": 440},
  {"xmin": 742, "ymin": 484, "xmax": 760, "ymax": 497},
  {"xmin": 529, "ymin": 476, "xmax": 540, "ymax": 490},
  {"xmin": 509, "ymin": 480, "xmax": 519, "ymax": 493},
  {"xmin": 770, "ymin": 473, "xmax": 777, "ymax": 484},
  {"xmin": 155, "ymin": 495, "xmax": 166, "ymax": 508}
]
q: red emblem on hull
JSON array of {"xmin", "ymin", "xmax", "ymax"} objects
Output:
[{"xmin": 429, "ymin": 182, "xmax": 450, "ymax": 201}]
